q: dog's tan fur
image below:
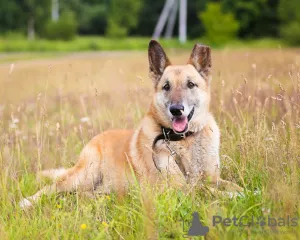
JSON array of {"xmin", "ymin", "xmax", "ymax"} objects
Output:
[{"xmin": 20, "ymin": 41, "xmax": 242, "ymax": 208}]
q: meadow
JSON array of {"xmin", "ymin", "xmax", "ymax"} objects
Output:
[
  {"xmin": 0, "ymin": 47, "xmax": 299, "ymax": 239},
  {"xmin": 0, "ymin": 35, "xmax": 283, "ymax": 52}
]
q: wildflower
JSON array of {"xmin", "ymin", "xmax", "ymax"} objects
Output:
[
  {"xmin": 9, "ymin": 123, "xmax": 17, "ymax": 129},
  {"xmin": 56, "ymin": 204, "xmax": 62, "ymax": 209},
  {"xmin": 80, "ymin": 117, "xmax": 90, "ymax": 123},
  {"xmin": 264, "ymin": 137, "xmax": 274, "ymax": 141},
  {"xmin": 45, "ymin": 121, "xmax": 50, "ymax": 128},
  {"xmin": 16, "ymin": 130, "xmax": 22, "ymax": 136},
  {"xmin": 262, "ymin": 207, "xmax": 271, "ymax": 215},
  {"xmin": 0, "ymin": 104, "xmax": 4, "ymax": 116},
  {"xmin": 9, "ymin": 118, "xmax": 19, "ymax": 129},
  {"xmin": 102, "ymin": 221, "xmax": 109, "ymax": 227},
  {"xmin": 12, "ymin": 118, "xmax": 19, "ymax": 124},
  {"xmin": 37, "ymin": 93, "xmax": 42, "ymax": 101},
  {"xmin": 80, "ymin": 224, "xmax": 87, "ymax": 230},
  {"xmin": 48, "ymin": 131, "xmax": 54, "ymax": 136},
  {"xmin": 106, "ymin": 195, "xmax": 111, "ymax": 200},
  {"xmin": 9, "ymin": 63, "xmax": 14, "ymax": 74}
]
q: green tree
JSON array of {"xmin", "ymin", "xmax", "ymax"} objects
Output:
[
  {"xmin": 278, "ymin": 0, "xmax": 300, "ymax": 45},
  {"xmin": 133, "ymin": 0, "xmax": 164, "ymax": 36},
  {"xmin": 199, "ymin": 2, "xmax": 239, "ymax": 45},
  {"xmin": 106, "ymin": 0, "xmax": 143, "ymax": 38},
  {"xmin": 60, "ymin": 0, "xmax": 108, "ymax": 35},
  {"xmin": 278, "ymin": 0, "xmax": 300, "ymax": 23},
  {"xmin": 44, "ymin": 10, "xmax": 78, "ymax": 41},
  {"xmin": 0, "ymin": 1, "xmax": 22, "ymax": 34},
  {"xmin": 222, "ymin": 0, "xmax": 279, "ymax": 38},
  {"xmin": 18, "ymin": 0, "xmax": 51, "ymax": 39}
]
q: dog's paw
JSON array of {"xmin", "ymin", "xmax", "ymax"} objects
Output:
[
  {"xmin": 227, "ymin": 191, "xmax": 244, "ymax": 198},
  {"xmin": 19, "ymin": 198, "xmax": 33, "ymax": 209},
  {"xmin": 227, "ymin": 189, "xmax": 261, "ymax": 199}
]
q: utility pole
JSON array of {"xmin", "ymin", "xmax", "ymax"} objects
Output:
[
  {"xmin": 52, "ymin": 0, "xmax": 59, "ymax": 22},
  {"xmin": 153, "ymin": 0, "xmax": 187, "ymax": 43},
  {"xmin": 152, "ymin": 0, "xmax": 175, "ymax": 39},
  {"xmin": 179, "ymin": 0, "xmax": 187, "ymax": 43},
  {"xmin": 165, "ymin": 0, "xmax": 178, "ymax": 39}
]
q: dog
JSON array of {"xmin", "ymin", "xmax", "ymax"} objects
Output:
[{"xmin": 20, "ymin": 40, "xmax": 242, "ymax": 209}]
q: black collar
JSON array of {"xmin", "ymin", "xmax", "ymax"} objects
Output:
[
  {"xmin": 152, "ymin": 127, "xmax": 194, "ymax": 149},
  {"xmin": 152, "ymin": 107, "xmax": 195, "ymax": 148}
]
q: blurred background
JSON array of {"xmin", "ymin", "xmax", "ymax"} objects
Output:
[{"xmin": 0, "ymin": 0, "xmax": 299, "ymax": 52}]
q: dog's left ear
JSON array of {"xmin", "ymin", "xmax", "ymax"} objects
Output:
[
  {"xmin": 187, "ymin": 44, "xmax": 212, "ymax": 82},
  {"xmin": 148, "ymin": 40, "xmax": 171, "ymax": 86}
]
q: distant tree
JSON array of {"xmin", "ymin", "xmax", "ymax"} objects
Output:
[
  {"xmin": 0, "ymin": 0, "xmax": 23, "ymax": 33},
  {"xmin": 44, "ymin": 10, "xmax": 78, "ymax": 40},
  {"xmin": 0, "ymin": 0, "xmax": 284, "ymax": 40},
  {"xmin": 59, "ymin": 0, "xmax": 107, "ymax": 35},
  {"xmin": 199, "ymin": 2, "xmax": 239, "ymax": 45},
  {"xmin": 77, "ymin": 4, "xmax": 107, "ymax": 35},
  {"xmin": 18, "ymin": 0, "xmax": 51, "ymax": 40},
  {"xmin": 278, "ymin": 0, "xmax": 300, "ymax": 45},
  {"xmin": 278, "ymin": 0, "xmax": 300, "ymax": 23},
  {"xmin": 106, "ymin": 0, "xmax": 143, "ymax": 38},
  {"xmin": 187, "ymin": 0, "xmax": 210, "ymax": 38},
  {"xmin": 280, "ymin": 22, "xmax": 300, "ymax": 46},
  {"xmin": 133, "ymin": 0, "xmax": 164, "ymax": 36},
  {"xmin": 222, "ymin": 0, "xmax": 280, "ymax": 38}
]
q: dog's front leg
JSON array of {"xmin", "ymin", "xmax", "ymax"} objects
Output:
[
  {"xmin": 191, "ymin": 124, "xmax": 243, "ymax": 193},
  {"xmin": 152, "ymin": 142, "xmax": 187, "ymax": 188}
]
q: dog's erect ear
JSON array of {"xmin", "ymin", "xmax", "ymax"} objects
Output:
[
  {"xmin": 188, "ymin": 44, "xmax": 212, "ymax": 82},
  {"xmin": 148, "ymin": 40, "xmax": 171, "ymax": 86}
]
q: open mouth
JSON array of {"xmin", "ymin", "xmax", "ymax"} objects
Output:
[{"xmin": 171, "ymin": 107, "xmax": 194, "ymax": 134}]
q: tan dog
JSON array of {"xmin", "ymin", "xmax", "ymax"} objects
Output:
[{"xmin": 20, "ymin": 40, "xmax": 242, "ymax": 208}]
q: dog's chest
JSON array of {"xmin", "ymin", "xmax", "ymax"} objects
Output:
[{"xmin": 152, "ymin": 133, "xmax": 206, "ymax": 178}]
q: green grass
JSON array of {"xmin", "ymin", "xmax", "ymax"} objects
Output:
[
  {"xmin": 0, "ymin": 52, "xmax": 64, "ymax": 63},
  {"xmin": 0, "ymin": 36, "xmax": 285, "ymax": 53},
  {"xmin": 1, "ymin": 116, "xmax": 299, "ymax": 239}
]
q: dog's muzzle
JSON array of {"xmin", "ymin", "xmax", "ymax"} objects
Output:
[{"xmin": 170, "ymin": 106, "xmax": 194, "ymax": 134}]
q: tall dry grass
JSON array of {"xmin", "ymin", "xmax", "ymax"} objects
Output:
[{"xmin": 0, "ymin": 48, "xmax": 299, "ymax": 239}]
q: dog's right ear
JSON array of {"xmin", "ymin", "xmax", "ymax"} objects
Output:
[{"xmin": 148, "ymin": 40, "xmax": 171, "ymax": 86}]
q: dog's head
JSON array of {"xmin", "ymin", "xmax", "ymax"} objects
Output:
[{"xmin": 148, "ymin": 40, "xmax": 212, "ymax": 133}]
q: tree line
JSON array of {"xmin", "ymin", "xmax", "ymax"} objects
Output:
[{"xmin": 0, "ymin": 0, "xmax": 299, "ymax": 45}]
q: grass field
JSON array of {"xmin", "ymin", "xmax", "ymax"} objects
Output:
[
  {"xmin": 0, "ymin": 36, "xmax": 284, "ymax": 52},
  {"xmin": 0, "ymin": 47, "xmax": 299, "ymax": 239}
]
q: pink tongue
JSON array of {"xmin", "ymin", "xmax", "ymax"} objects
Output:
[{"xmin": 172, "ymin": 117, "xmax": 188, "ymax": 132}]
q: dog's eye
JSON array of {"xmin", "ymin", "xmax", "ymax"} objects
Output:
[
  {"xmin": 187, "ymin": 81, "xmax": 196, "ymax": 89},
  {"xmin": 162, "ymin": 82, "xmax": 170, "ymax": 91}
]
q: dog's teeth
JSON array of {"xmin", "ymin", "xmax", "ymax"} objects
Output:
[{"xmin": 19, "ymin": 198, "xmax": 33, "ymax": 209}]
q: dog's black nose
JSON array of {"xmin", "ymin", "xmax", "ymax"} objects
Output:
[{"xmin": 169, "ymin": 104, "xmax": 184, "ymax": 116}]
